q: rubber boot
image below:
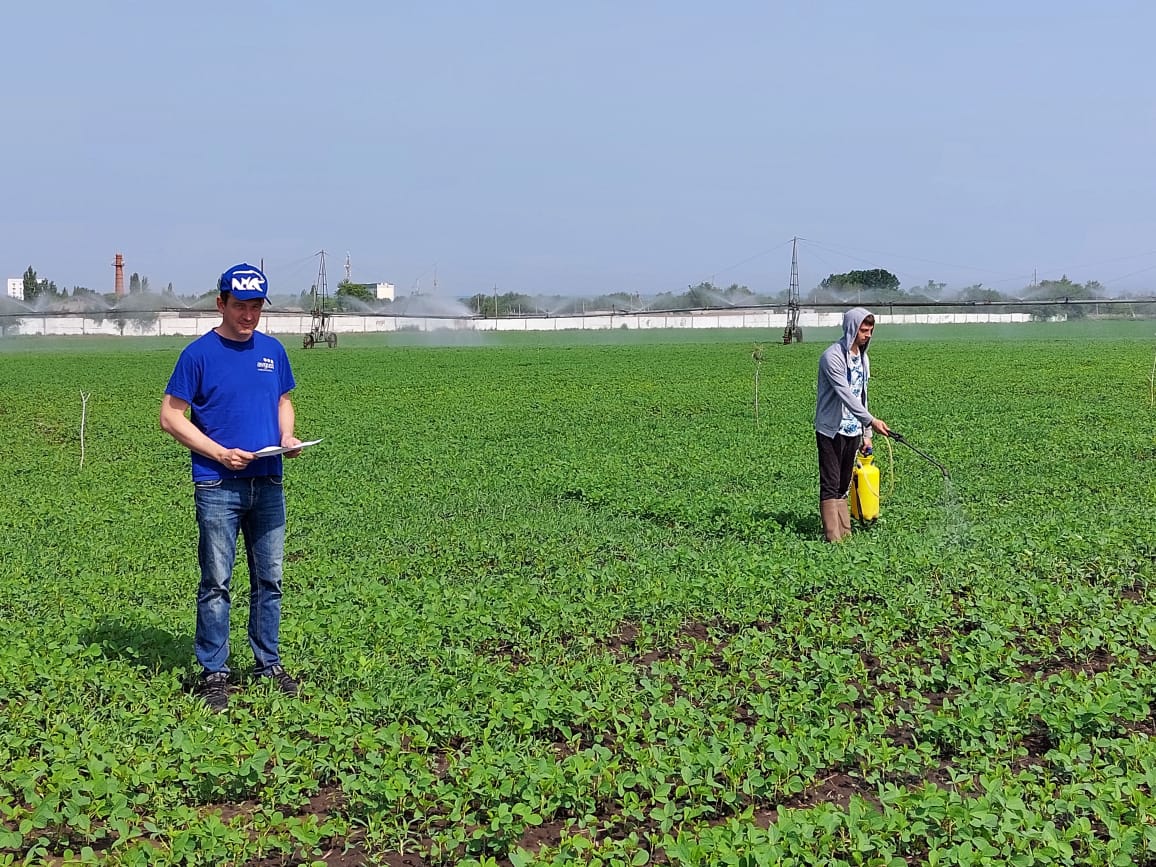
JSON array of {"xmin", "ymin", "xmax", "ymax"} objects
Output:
[
  {"xmin": 838, "ymin": 498, "xmax": 853, "ymax": 539},
  {"xmin": 820, "ymin": 499, "xmax": 844, "ymax": 542}
]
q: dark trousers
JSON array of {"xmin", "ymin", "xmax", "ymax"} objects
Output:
[{"xmin": 817, "ymin": 432, "xmax": 861, "ymax": 500}]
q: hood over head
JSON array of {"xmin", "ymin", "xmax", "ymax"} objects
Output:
[{"xmin": 841, "ymin": 307, "xmax": 873, "ymax": 354}]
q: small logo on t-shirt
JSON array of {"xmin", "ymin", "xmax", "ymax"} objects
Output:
[{"xmin": 257, "ymin": 356, "xmax": 275, "ymax": 372}]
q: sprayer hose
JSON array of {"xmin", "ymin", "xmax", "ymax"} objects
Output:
[{"xmin": 880, "ymin": 435, "xmax": 895, "ymax": 501}]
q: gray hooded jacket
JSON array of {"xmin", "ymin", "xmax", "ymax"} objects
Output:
[{"xmin": 814, "ymin": 307, "xmax": 874, "ymax": 438}]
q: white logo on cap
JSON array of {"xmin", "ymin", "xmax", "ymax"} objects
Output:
[{"xmin": 231, "ymin": 275, "xmax": 266, "ymax": 294}]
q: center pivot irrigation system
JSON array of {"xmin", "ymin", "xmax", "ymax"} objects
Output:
[
  {"xmin": 782, "ymin": 236, "xmax": 804, "ymax": 344},
  {"xmin": 303, "ymin": 250, "xmax": 337, "ymax": 349}
]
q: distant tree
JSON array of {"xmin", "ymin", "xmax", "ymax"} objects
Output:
[
  {"xmin": 1031, "ymin": 276, "xmax": 1103, "ymax": 304},
  {"xmin": 72, "ymin": 285, "xmax": 98, "ymax": 297},
  {"xmin": 687, "ymin": 283, "xmax": 711, "ymax": 308},
  {"xmin": 959, "ymin": 284, "xmax": 1004, "ymax": 303},
  {"xmin": 820, "ymin": 269, "xmax": 901, "ymax": 294},
  {"xmin": 685, "ymin": 281, "xmax": 738, "ymax": 308},
  {"xmin": 336, "ymin": 280, "xmax": 374, "ymax": 303},
  {"xmin": 165, "ymin": 282, "xmax": 174, "ymax": 294},
  {"xmin": 466, "ymin": 293, "xmax": 490, "ymax": 315},
  {"xmin": 1032, "ymin": 275, "xmax": 1099, "ymax": 319},
  {"xmin": 24, "ymin": 267, "xmax": 61, "ymax": 301},
  {"xmin": 497, "ymin": 291, "xmax": 532, "ymax": 315},
  {"xmin": 648, "ymin": 290, "xmax": 683, "ymax": 311},
  {"xmin": 23, "ymin": 267, "xmax": 38, "ymax": 301},
  {"xmin": 129, "ymin": 272, "xmax": 141, "ymax": 294},
  {"xmin": 592, "ymin": 291, "xmax": 651, "ymax": 312},
  {"xmin": 913, "ymin": 279, "xmax": 946, "ymax": 300},
  {"xmin": 192, "ymin": 289, "xmax": 222, "ymax": 310},
  {"xmin": 723, "ymin": 283, "xmax": 755, "ymax": 302},
  {"xmin": 141, "ymin": 276, "xmax": 150, "ymax": 294},
  {"xmin": 464, "ymin": 290, "xmax": 536, "ymax": 316}
]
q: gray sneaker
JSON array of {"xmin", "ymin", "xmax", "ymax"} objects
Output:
[
  {"xmin": 259, "ymin": 664, "xmax": 300, "ymax": 697},
  {"xmin": 197, "ymin": 671, "xmax": 230, "ymax": 712}
]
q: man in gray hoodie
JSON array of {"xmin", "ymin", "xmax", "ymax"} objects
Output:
[{"xmin": 814, "ymin": 307, "xmax": 892, "ymax": 541}]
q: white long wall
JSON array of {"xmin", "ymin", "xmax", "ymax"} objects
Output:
[{"xmin": 3, "ymin": 308, "xmax": 1034, "ymax": 337}]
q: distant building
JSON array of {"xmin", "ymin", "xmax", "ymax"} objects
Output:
[
  {"xmin": 6, "ymin": 278, "xmax": 23, "ymax": 301},
  {"xmin": 375, "ymin": 282, "xmax": 396, "ymax": 301}
]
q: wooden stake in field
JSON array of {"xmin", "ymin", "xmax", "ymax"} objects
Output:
[
  {"xmin": 79, "ymin": 391, "xmax": 90, "ymax": 469},
  {"xmin": 1150, "ymin": 344, "xmax": 1155, "ymax": 408},
  {"xmin": 751, "ymin": 344, "xmax": 764, "ymax": 426}
]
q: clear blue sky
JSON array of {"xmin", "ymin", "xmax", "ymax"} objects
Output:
[{"xmin": 7, "ymin": 1, "xmax": 1156, "ymax": 299}]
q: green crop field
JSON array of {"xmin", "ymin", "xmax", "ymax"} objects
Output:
[{"xmin": 1, "ymin": 322, "xmax": 1155, "ymax": 866}]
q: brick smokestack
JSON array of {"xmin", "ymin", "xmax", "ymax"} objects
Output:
[{"xmin": 114, "ymin": 253, "xmax": 124, "ymax": 297}]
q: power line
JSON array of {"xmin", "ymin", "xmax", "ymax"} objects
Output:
[
  {"xmin": 1099, "ymin": 260, "xmax": 1156, "ymax": 288},
  {"xmin": 801, "ymin": 238, "xmax": 1023, "ymax": 279},
  {"xmin": 1029, "ymin": 247, "xmax": 1156, "ymax": 278},
  {"xmin": 688, "ymin": 237, "xmax": 796, "ymax": 287}
]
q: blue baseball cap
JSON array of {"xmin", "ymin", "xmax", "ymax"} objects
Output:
[{"xmin": 218, "ymin": 263, "xmax": 269, "ymax": 301}]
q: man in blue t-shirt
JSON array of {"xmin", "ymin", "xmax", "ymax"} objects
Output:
[{"xmin": 160, "ymin": 263, "xmax": 303, "ymax": 711}]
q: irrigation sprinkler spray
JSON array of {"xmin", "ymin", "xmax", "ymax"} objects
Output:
[{"xmin": 886, "ymin": 430, "xmax": 950, "ymax": 479}]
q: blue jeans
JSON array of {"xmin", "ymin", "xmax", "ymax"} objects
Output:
[{"xmin": 193, "ymin": 476, "xmax": 286, "ymax": 675}]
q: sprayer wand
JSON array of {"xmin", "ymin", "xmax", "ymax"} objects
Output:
[{"xmin": 885, "ymin": 430, "xmax": 950, "ymax": 479}]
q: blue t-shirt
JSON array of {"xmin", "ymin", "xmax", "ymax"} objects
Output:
[{"xmin": 165, "ymin": 330, "xmax": 296, "ymax": 481}]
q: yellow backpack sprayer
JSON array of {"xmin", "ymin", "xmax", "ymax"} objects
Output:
[
  {"xmin": 850, "ymin": 431, "xmax": 950, "ymax": 525},
  {"xmin": 850, "ymin": 448, "xmax": 881, "ymax": 523}
]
